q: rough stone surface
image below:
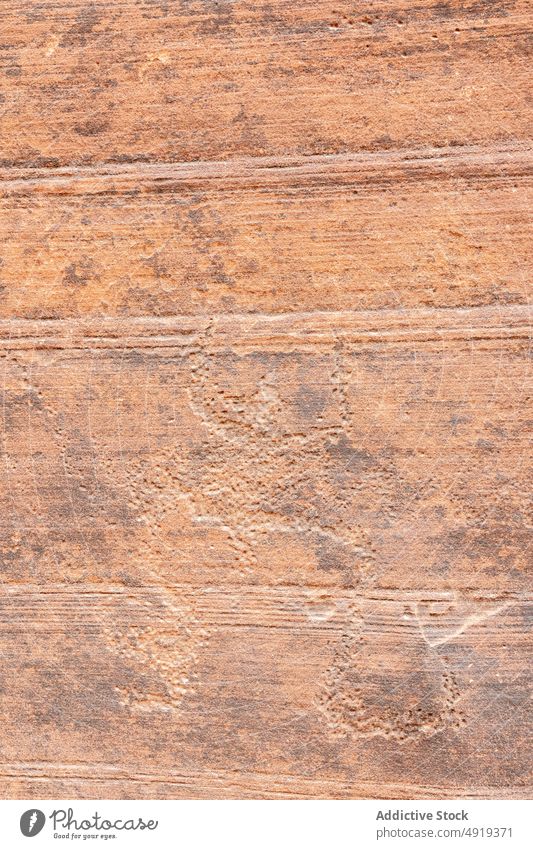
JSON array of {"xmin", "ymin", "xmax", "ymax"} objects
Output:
[{"xmin": 0, "ymin": 0, "xmax": 531, "ymax": 799}]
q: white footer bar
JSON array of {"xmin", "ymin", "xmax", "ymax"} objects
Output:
[{"xmin": 1, "ymin": 799, "xmax": 530, "ymax": 849}]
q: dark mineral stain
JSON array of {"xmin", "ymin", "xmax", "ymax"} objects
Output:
[
  {"xmin": 326, "ymin": 434, "xmax": 373, "ymax": 472},
  {"xmin": 293, "ymin": 384, "xmax": 328, "ymax": 419},
  {"xmin": 62, "ymin": 259, "xmax": 99, "ymax": 287},
  {"xmin": 74, "ymin": 118, "xmax": 110, "ymax": 137},
  {"xmin": 61, "ymin": 4, "xmax": 103, "ymax": 47},
  {"xmin": 314, "ymin": 534, "xmax": 354, "ymax": 581}
]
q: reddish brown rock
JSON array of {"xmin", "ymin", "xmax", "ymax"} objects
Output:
[{"xmin": 0, "ymin": 0, "xmax": 530, "ymax": 800}]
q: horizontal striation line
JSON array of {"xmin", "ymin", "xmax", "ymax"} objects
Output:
[
  {"xmin": 0, "ymin": 762, "xmax": 527, "ymax": 799},
  {"xmin": 0, "ymin": 142, "xmax": 531, "ymax": 196},
  {"xmin": 0, "ymin": 304, "xmax": 529, "ymax": 351},
  {"xmin": 1, "ymin": 583, "xmax": 531, "ymax": 601},
  {"xmin": 0, "ymin": 585, "xmax": 529, "ymax": 634}
]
